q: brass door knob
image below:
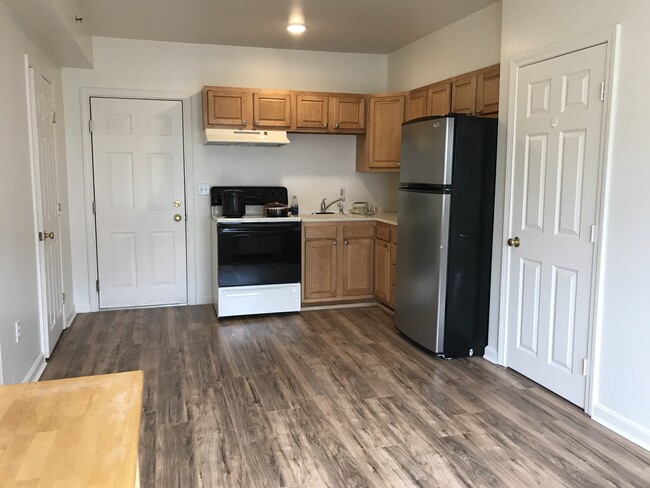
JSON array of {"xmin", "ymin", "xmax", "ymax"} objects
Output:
[
  {"xmin": 43, "ymin": 231, "xmax": 55, "ymax": 240},
  {"xmin": 174, "ymin": 214, "xmax": 182, "ymax": 222},
  {"xmin": 173, "ymin": 200, "xmax": 182, "ymax": 208},
  {"xmin": 507, "ymin": 236, "xmax": 521, "ymax": 248}
]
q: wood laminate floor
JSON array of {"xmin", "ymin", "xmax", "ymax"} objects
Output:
[{"xmin": 42, "ymin": 305, "xmax": 650, "ymax": 487}]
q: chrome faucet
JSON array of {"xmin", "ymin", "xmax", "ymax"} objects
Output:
[{"xmin": 320, "ymin": 196, "xmax": 345, "ymax": 213}]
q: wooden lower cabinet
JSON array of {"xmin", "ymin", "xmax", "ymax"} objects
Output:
[
  {"xmin": 375, "ymin": 222, "xmax": 397, "ymax": 308},
  {"xmin": 303, "ymin": 221, "xmax": 374, "ymax": 304}
]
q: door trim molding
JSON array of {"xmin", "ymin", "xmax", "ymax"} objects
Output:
[
  {"xmin": 497, "ymin": 25, "xmax": 620, "ymax": 415},
  {"xmin": 79, "ymin": 88, "xmax": 196, "ymax": 312}
]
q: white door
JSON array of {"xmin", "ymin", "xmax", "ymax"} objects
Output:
[
  {"xmin": 505, "ymin": 44, "xmax": 607, "ymax": 407},
  {"xmin": 91, "ymin": 98, "xmax": 187, "ymax": 308},
  {"xmin": 30, "ymin": 69, "xmax": 65, "ymax": 357}
]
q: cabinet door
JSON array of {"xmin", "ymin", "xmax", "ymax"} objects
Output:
[
  {"xmin": 205, "ymin": 89, "xmax": 252, "ymax": 127},
  {"xmin": 330, "ymin": 96, "xmax": 365, "ymax": 131},
  {"xmin": 304, "ymin": 239, "xmax": 338, "ymax": 299},
  {"xmin": 368, "ymin": 95, "xmax": 405, "ymax": 169},
  {"xmin": 427, "ymin": 81, "xmax": 451, "ymax": 116},
  {"xmin": 476, "ymin": 66, "xmax": 500, "ymax": 117},
  {"xmin": 451, "ymin": 75, "xmax": 477, "ymax": 115},
  {"xmin": 405, "ymin": 89, "xmax": 427, "ymax": 122},
  {"xmin": 253, "ymin": 91, "xmax": 292, "ymax": 128},
  {"xmin": 342, "ymin": 237, "xmax": 374, "ymax": 296},
  {"xmin": 375, "ymin": 239, "xmax": 390, "ymax": 303},
  {"xmin": 296, "ymin": 94, "xmax": 329, "ymax": 130}
]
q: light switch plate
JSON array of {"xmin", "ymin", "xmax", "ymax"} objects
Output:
[{"xmin": 197, "ymin": 183, "xmax": 210, "ymax": 196}]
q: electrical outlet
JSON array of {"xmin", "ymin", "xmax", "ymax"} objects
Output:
[
  {"xmin": 197, "ymin": 183, "xmax": 210, "ymax": 196},
  {"xmin": 14, "ymin": 321, "xmax": 21, "ymax": 343},
  {"xmin": 339, "ymin": 187, "xmax": 346, "ymax": 199}
]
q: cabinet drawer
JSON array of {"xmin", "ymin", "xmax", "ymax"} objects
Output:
[
  {"xmin": 304, "ymin": 224, "xmax": 337, "ymax": 239},
  {"xmin": 375, "ymin": 222, "xmax": 390, "ymax": 241},
  {"xmin": 343, "ymin": 223, "xmax": 374, "ymax": 238},
  {"xmin": 390, "ymin": 226, "xmax": 397, "ymax": 244},
  {"xmin": 390, "ymin": 243, "xmax": 397, "ymax": 266}
]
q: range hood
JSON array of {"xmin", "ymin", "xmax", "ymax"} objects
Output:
[{"xmin": 204, "ymin": 128, "xmax": 290, "ymax": 146}]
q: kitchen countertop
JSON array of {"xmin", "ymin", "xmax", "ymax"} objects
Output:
[
  {"xmin": 0, "ymin": 371, "xmax": 143, "ymax": 487},
  {"xmin": 300, "ymin": 212, "xmax": 398, "ymax": 225}
]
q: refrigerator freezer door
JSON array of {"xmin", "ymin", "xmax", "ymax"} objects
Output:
[
  {"xmin": 394, "ymin": 189, "xmax": 451, "ymax": 353},
  {"xmin": 399, "ymin": 117, "xmax": 454, "ymax": 186}
]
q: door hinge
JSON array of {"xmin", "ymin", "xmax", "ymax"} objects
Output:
[
  {"xmin": 590, "ymin": 224, "xmax": 596, "ymax": 243},
  {"xmin": 52, "ymin": 110, "xmax": 56, "ymax": 124},
  {"xmin": 89, "ymin": 119, "xmax": 94, "ymax": 133},
  {"xmin": 600, "ymin": 81, "xmax": 605, "ymax": 102},
  {"xmin": 582, "ymin": 358, "xmax": 589, "ymax": 376},
  {"xmin": 92, "ymin": 201, "xmax": 96, "ymax": 214},
  {"xmin": 62, "ymin": 292, "xmax": 66, "ymax": 304},
  {"xmin": 96, "ymin": 280, "xmax": 100, "ymax": 292},
  {"xmin": 57, "ymin": 202, "xmax": 62, "ymax": 214}
]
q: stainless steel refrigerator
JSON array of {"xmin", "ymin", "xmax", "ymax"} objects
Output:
[{"xmin": 394, "ymin": 115, "xmax": 497, "ymax": 357}]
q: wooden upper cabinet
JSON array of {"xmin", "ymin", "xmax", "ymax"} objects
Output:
[
  {"xmin": 330, "ymin": 96, "xmax": 365, "ymax": 131},
  {"xmin": 476, "ymin": 65, "xmax": 500, "ymax": 117},
  {"xmin": 451, "ymin": 75, "xmax": 477, "ymax": 115},
  {"xmin": 204, "ymin": 88, "xmax": 252, "ymax": 128},
  {"xmin": 427, "ymin": 81, "xmax": 451, "ymax": 116},
  {"xmin": 363, "ymin": 94, "xmax": 405, "ymax": 170},
  {"xmin": 405, "ymin": 89, "xmax": 427, "ymax": 122},
  {"xmin": 296, "ymin": 94, "xmax": 329, "ymax": 130},
  {"xmin": 253, "ymin": 91, "xmax": 292, "ymax": 128}
]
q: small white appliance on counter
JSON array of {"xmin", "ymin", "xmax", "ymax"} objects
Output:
[{"xmin": 210, "ymin": 186, "xmax": 301, "ymax": 317}]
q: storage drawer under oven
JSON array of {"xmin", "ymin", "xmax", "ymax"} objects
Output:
[{"xmin": 217, "ymin": 221, "xmax": 301, "ymax": 287}]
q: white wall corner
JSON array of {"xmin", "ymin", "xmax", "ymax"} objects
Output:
[
  {"xmin": 592, "ymin": 403, "xmax": 650, "ymax": 453},
  {"xmin": 23, "ymin": 353, "xmax": 46, "ymax": 383},
  {"xmin": 66, "ymin": 307, "xmax": 77, "ymax": 328},
  {"xmin": 483, "ymin": 346, "xmax": 498, "ymax": 364},
  {"xmin": 196, "ymin": 294, "xmax": 214, "ymax": 306}
]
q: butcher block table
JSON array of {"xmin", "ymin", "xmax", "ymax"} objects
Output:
[{"xmin": 0, "ymin": 371, "xmax": 143, "ymax": 487}]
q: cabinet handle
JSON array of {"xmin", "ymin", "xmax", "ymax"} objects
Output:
[
  {"xmin": 335, "ymin": 122, "xmax": 340, "ymax": 129},
  {"xmin": 324, "ymin": 122, "xmax": 328, "ymax": 128},
  {"xmin": 333, "ymin": 240, "xmax": 337, "ymax": 246},
  {"xmin": 242, "ymin": 120, "xmax": 247, "ymax": 126},
  {"xmin": 344, "ymin": 240, "xmax": 348, "ymax": 245},
  {"xmin": 255, "ymin": 120, "xmax": 260, "ymax": 125},
  {"xmin": 476, "ymin": 110, "xmax": 483, "ymax": 115}
]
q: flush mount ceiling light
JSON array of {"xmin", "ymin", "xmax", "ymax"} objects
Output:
[{"xmin": 287, "ymin": 23, "xmax": 306, "ymax": 35}]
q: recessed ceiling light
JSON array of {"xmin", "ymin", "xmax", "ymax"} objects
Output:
[{"xmin": 287, "ymin": 23, "xmax": 306, "ymax": 35}]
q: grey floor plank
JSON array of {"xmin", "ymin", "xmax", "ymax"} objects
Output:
[{"xmin": 41, "ymin": 305, "xmax": 650, "ymax": 488}]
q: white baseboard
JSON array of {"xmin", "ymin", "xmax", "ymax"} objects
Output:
[
  {"xmin": 65, "ymin": 307, "xmax": 77, "ymax": 328},
  {"xmin": 75, "ymin": 302, "xmax": 91, "ymax": 313},
  {"xmin": 301, "ymin": 302, "xmax": 377, "ymax": 312},
  {"xmin": 24, "ymin": 354, "xmax": 46, "ymax": 383},
  {"xmin": 483, "ymin": 345, "xmax": 498, "ymax": 364},
  {"xmin": 592, "ymin": 403, "xmax": 650, "ymax": 452}
]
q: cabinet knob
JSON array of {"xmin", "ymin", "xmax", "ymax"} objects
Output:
[
  {"xmin": 344, "ymin": 240, "xmax": 348, "ymax": 245},
  {"xmin": 255, "ymin": 120, "xmax": 260, "ymax": 125},
  {"xmin": 242, "ymin": 120, "xmax": 247, "ymax": 127},
  {"xmin": 335, "ymin": 122, "xmax": 340, "ymax": 129},
  {"xmin": 333, "ymin": 240, "xmax": 337, "ymax": 246},
  {"xmin": 476, "ymin": 109, "xmax": 483, "ymax": 115},
  {"xmin": 323, "ymin": 122, "xmax": 328, "ymax": 128}
]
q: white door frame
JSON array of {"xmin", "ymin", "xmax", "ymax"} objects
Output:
[
  {"xmin": 79, "ymin": 88, "xmax": 196, "ymax": 312},
  {"xmin": 497, "ymin": 25, "xmax": 620, "ymax": 415}
]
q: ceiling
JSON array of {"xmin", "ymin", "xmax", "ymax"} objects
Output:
[{"xmin": 81, "ymin": 0, "xmax": 498, "ymax": 54}]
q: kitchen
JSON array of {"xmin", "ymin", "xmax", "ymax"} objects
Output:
[{"xmin": 2, "ymin": 0, "xmax": 650, "ymax": 486}]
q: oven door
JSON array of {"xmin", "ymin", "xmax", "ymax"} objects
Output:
[{"xmin": 217, "ymin": 222, "xmax": 301, "ymax": 287}]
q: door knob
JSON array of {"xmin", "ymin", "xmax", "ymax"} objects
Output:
[
  {"xmin": 43, "ymin": 231, "xmax": 55, "ymax": 240},
  {"xmin": 173, "ymin": 200, "xmax": 182, "ymax": 208},
  {"xmin": 174, "ymin": 214, "xmax": 183, "ymax": 222},
  {"xmin": 507, "ymin": 236, "xmax": 521, "ymax": 247}
]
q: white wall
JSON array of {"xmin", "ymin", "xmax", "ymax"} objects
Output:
[
  {"xmin": 495, "ymin": 0, "xmax": 650, "ymax": 448},
  {"xmin": 62, "ymin": 37, "xmax": 393, "ymax": 309},
  {"xmin": 0, "ymin": 2, "xmax": 73, "ymax": 383},
  {"xmin": 387, "ymin": 2, "xmax": 502, "ymax": 91}
]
